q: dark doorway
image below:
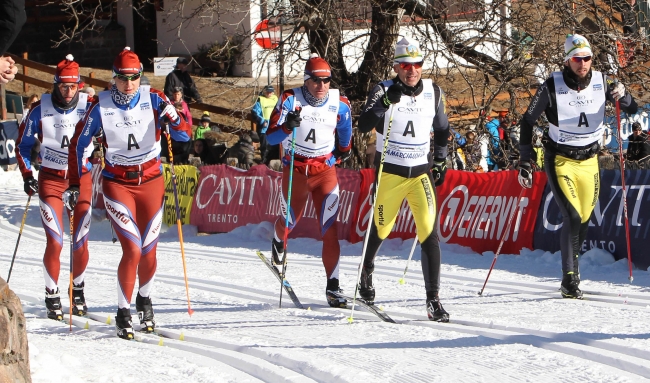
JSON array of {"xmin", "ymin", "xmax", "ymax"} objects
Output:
[{"xmin": 132, "ymin": 0, "xmax": 158, "ymax": 69}]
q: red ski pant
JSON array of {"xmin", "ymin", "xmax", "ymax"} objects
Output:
[
  {"xmin": 102, "ymin": 175, "xmax": 164, "ymax": 309},
  {"xmin": 38, "ymin": 171, "xmax": 92, "ymax": 291},
  {"xmin": 274, "ymin": 164, "xmax": 341, "ymax": 279}
]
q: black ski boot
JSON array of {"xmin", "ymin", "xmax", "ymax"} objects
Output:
[
  {"xmin": 426, "ymin": 296, "xmax": 449, "ymax": 322},
  {"xmin": 358, "ymin": 266, "xmax": 375, "ymax": 304},
  {"xmin": 136, "ymin": 293, "xmax": 156, "ymax": 333},
  {"xmin": 560, "ymin": 273, "xmax": 583, "ymax": 299},
  {"xmin": 45, "ymin": 288, "xmax": 63, "ymax": 321},
  {"xmin": 70, "ymin": 282, "xmax": 87, "ymax": 316},
  {"xmin": 115, "ymin": 307, "xmax": 135, "ymax": 340},
  {"xmin": 271, "ymin": 238, "xmax": 285, "ymax": 266},
  {"xmin": 325, "ymin": 278, "xmax": 347, "ymax": 308}
]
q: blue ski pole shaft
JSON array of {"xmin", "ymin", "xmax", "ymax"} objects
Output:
[{"xmin": 280, "ymin": 127, "xmax": 297, "ymax": 308}]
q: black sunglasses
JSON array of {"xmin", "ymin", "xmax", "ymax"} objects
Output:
[
  {"xmin": 115, "ymin": 73, "xmax": 142, "ymax": 82},
  {"xmin": 310, "ymin": 77, "xmax": 331, "ymax": 84}
]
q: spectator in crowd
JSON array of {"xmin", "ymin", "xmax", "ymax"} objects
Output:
[
  {"xmin": 194, "ymin": 112, "xmax": 212, "ymax": 140},
  {"xmin": 448, "ymin": 127, "xmax": 467, "ymax": 170},
  {"xmin": 484, "ymin": 114, "xmax": 502, "ymax": 171},
  {"xmin": 365, "ymin": 129, "xmax": 376, "ymax": 169},
  {"xmin": 81, "ymin": 87, "xmax": 95, "ymax": 98},
  {"xmin": 252, "ymin": 85, "xmax": 278, "ymax": 163},
  {"xmin": 228, "ymin": 131, "xmax": 256, "ymax": 169},
  {"xmin": 23, "ymin": 93, "xmax": 38, "ymax": 117},
  {"xmin": 170, "ymin": 86, "xmax": 192, "ymax": 127},
  {"xmin": 626, "ymin": 122, "xmax": 650, "ymax": 161},
  {"xmin": 188, "ymin": 138, "xmax": 222, "ymax": 166},
  {"xmin": 463, "ymin": 127, "xmax": 488, "ymax": 172},
  {"xmin": 164, "ymin": 57, "xmax": 202, "ymax": 103}
]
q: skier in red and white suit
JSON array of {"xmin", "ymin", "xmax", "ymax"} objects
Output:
[
  {"xmin": 266, "ymin": 54, "xmax": 353, "ymax": 308},
  {"xmin": 65, "ymin": 47, "xmax": 189, "ymax": 340},
  {"xmin": 16, "ymin": 55, "xmax": 94, "ymax": 320}
]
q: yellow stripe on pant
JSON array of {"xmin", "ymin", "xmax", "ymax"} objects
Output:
[
  {"xmin": 374, "ymin": 172, "xmax": 436, "ymax": 241},
  {"xmin": 551, "ymin": 154, "xmax": 600, "ymax": 224}
]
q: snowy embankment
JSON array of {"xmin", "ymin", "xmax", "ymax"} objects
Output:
[{"xmin": 1, "ymin": 169, "xmax": 650, "ymax": 383}]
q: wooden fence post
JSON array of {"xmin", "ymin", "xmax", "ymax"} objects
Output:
[
  {"xmin": 89, "ymin": 72, "xmax": 95, "ymax": 90},
  {"xmin": 22, "ymin": 52, "xmax": 28, "ymax": 93}
]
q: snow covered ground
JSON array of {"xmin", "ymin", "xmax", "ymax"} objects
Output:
[{"xmin": 2, "ymin": 168, "xmax": 650, "ymax": 383}]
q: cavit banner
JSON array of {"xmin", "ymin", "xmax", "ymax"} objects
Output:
[
  {"xmin": 349, "ymin": 169, "xmax": 545, "ymax": 254},
  {"xmin": 189, "ymin": 165, "xmax": 361, "ymax": 241},
  {"xmin": 534, "ymin": 169, "xmax": 650, "ymax": 270},
  {"xmin": 162, "ymin": 164, "xmax": 199, "ymax": 225}
]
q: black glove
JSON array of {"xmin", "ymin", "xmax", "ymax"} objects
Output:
[
  {"xmin": 333, "ymin": 148, "xmax": 351, "ymax": 163},
  {"xmin": 24, "ymin": 176, "xmax": 38, "ymax": 196},
  {"xmin": 431, "ymin": 158, "xmax": 447, "ymax": 187},
  {"xmin": 285, "ymin": 109, "xmax": 302, "ymax": 130},
  {"xmin": 382, "ymin": 82, "xmax": 404, "ymax": 107},
  {"xmin": 62, "ymin": 186, "xmax": 80, "ymax": 211},
  {"xmin": 518, "ymin": 161, "xmax": 533, "ymax": 189}
]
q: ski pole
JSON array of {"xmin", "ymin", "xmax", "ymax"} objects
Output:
[
  {"xmin": 478, "ymin": 187, "xmax": 525, "ymax": 296},
  {"xmin": 6, "ymin": 195, "xmax": 31, "ymax": 283},
  {"xmin": 614, "ymin": 89, "xmax": 634, "ymax": 282},
  {"xmin": 164, "ymin": 127, "xmax": 195, "ymax": 316},
  {"xmin": 349, "ymin": 105, "xmax": 395, "ymax": 323},
  {"xmin": 69, "ymin": 210, "xmax": 74, "ymax": 332},
  {"xmin": 398, "ymin": 235, "xmax": 419, "ymax": 285},
  {"xmin": 280, "ymin": 105, "xmax": 300, "ymax": 308},
  {"xmin": 99, "ymin": 144, "xmax": 117, "ymax": 243}
]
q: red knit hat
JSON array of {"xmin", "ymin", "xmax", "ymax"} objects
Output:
[
  {"xmin": 112, "ymin": 47, "xmax": 142, "ymax": 75},
  {"xmin": 304, "ymin": 53, "xmax": 331, "ymax": 80},
  {"xmin": 54, "ymin": 54, "xmax": 80, "ymax": 83}
]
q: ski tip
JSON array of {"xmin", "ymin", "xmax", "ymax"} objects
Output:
[
  {"xmin": 398, "ymin": 278, "xmax": 405, "ymax": 285},
  {"xmin": 106, "ymin": 316, "xmax": 112, "ymax": 324},
  {"xmin": 307, "ymin": 306, "xmax": 311, "ymax": 311},
  {"xmin": 179, "ymin": 332, "xmax": 185, "ymax": 341},
  {"xmin": 158, "ymin": 337, "xmax": 164, "ymax": 346},
  {"xmin": 379, "ymin": 305, "xmax": 385, "ymax": 311},
  {"xmin": 347, "ymin": 317, "xmax": 354, "ymax": 324},
  {"xmin": 84, "ymin": 321, "xmax": 89, "ymax": 330}
]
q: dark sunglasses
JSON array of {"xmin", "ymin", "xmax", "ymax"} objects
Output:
[
  {"xmin": 570, "ymin": 56, "xmax": 592, "ymax": 63},
  {"xmin": 399, "ymin": 61, "xmax": 424, "ymax": 70},
  {"xmin": 115, "ymin": 73, "xmax": 142, "ymax": 82},
  {"xmin": 310, "ymin": 77, "xmax": 331, "ymax": 84}
]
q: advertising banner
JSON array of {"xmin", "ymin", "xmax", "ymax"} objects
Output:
[
  {"xmin": 534, "ymin": 169, "xmax": 650, "ymax": 270},
  {"xmin": 190, "ymin": 165, "xmax": 362, "ymax": 241},
  {"xmin": 0, "ymin": 120, "xmax": 18, "ymax": 165},
  {"xmin": 351, "ymin": 169, "xmax": 546, "ymax": 254},
  {"xmin": 163, "ymin": 164, "xmax": 199, "ymax": 225}
]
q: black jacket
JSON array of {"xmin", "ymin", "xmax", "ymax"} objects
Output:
[
  {"xmin": 164, "ymin": 70, "xmax": 202, "ymax": 103},
  {"xmin": 0, "ymin": 0, "xmax": 25, "ymax": 54},
  {"xmin": 626, "ymin": 132, "xmax": 650, "ymax": 161}
]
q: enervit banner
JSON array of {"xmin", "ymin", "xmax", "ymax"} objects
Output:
[
  {"xmin": 162, "ymin": 164, "xmax": 199, "ymax": 225},
  {"xmin": 350, "ymin": 169, "xmax": 546, "ymax": 253},
  {"xmin": 190, "ymin": 165, "xmax": 361, "ymax": 241},
  {"xmin": 534, "ymin": 169, "xmax": 650, "ymax": 270}
]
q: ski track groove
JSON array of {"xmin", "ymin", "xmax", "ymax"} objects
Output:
[
  {"xmin": 19, "ymin": 293, "xmax": 319, "ymax": 383},
  {"xmin": 3, "ymin": 219, "xmax": 650, "ymax": 380}
]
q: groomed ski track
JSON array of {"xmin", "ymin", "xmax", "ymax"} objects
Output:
[{"xmin": 1, "ymin": 189, "xmax": 650, "ymax": 382}]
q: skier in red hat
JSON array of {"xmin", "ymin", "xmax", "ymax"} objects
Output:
[
  {"xmin": 65, "ymin": 47, "xmax": 190, "ymax": 339},
  {"xmin": 16, "ymin": 54, "xmax": 95, "ymax": 321}
]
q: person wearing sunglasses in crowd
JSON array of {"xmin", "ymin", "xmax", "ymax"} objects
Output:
[
  {"xmin": 16, "ymin": 55, "xmax": 96, "ymax": 321},
  {"xmin": 517, "ymin": 34, "xmax": 638, "ymax": 299},
  {"xmin": 64, "ymin": 47, "xmax": 190, "ymax": 340},
  {"xmin": 357, "ymin": 37, "xmax": 451, "ymax": 322},
  {"xmin": 265, "ymin": 53, "xmax": 352, "ymax": 308}
]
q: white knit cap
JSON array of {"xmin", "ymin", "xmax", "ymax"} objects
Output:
[
  {"xmin": 564, "ymin": 34, "xmax": 592, "ymax": 61},
  {"xmin": 393, "ymin": 37, "xmax": 423, "ymax": 64}
]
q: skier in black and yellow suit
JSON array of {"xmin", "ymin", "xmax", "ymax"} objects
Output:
[
  {"xmin": 517, "ymin": 34, "xmax": 638, "ymax": 298},
  {"xmin": 357, "ymin": 37, "xmax": 450, "ymax": 322}
]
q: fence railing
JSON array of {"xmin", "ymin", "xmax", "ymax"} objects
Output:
[{"xmin": 6, "ymin": 52, "xmax": 252, "ymax": 131}]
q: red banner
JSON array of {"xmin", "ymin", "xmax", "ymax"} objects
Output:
[
  {"xmin": 349, "ymin": 169, "xmax": 546, "ymax": 253},
  {"xmin": 190, "ymin": 165, "xmax": 362, "ymax": 241}
]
